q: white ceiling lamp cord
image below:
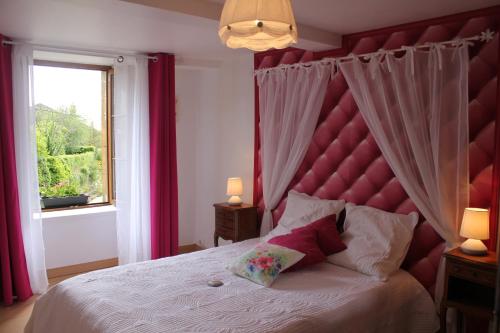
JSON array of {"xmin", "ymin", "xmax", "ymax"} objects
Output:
[
  {"xmin": 0, "ymin": 39, "xmax": 158, "ymax": 63},
  {"xmin": 255, "ymin": 29, "xmax": 496, "ymax": 77}
]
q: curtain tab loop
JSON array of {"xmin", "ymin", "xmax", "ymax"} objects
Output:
[
  {"xmin": 255, "ymin": 71, "xmax": 266, "ymax": 87},
  {"xmin": 314, "ymin": 63, "xmax": 323, "ymax": 79},
  {"xmin": 380, "ymin": 49, "xmax": 394, "ymax": 73},
  {"xmin": 402, "ymin": 46, "xmax": 416, "ymax": 75},
  {"xmin": 434, "ymin": 43, "xmax": 444, "ymax": 71},
  {"xmin": 330, "ymin": 60, "xmax": 338, "ymax": 81}
]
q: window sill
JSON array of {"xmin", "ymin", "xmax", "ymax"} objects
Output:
[{"xmin": 41, "ymin": 205, "xmax": 116, "ymax": 219}]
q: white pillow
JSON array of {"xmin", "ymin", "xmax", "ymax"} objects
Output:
[
  {"xmin": 261, "ymin": 190, "xmax": 345, "ymax": 242},
  {"xmin": 261, "ymin": 224, "xmax": 290, "ymax": 242},
  {"xmin": 327, "ymin": 203, "xmax": 418, "ymax": 281}
]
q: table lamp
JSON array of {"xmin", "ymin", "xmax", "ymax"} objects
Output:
[
  {"xmin": 459, "ymin": 207, "xmax": 489, "ymax": 256},
  {"xmin": 226, "ymin": 177, "xmax": 243, "ymax": 206}
]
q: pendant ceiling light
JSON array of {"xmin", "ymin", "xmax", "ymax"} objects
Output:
[{"xmin": 218, "ymin": 0, "xmax": 298, "ymax": 52}]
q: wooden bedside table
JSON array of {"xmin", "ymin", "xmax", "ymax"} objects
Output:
[
  {"xmin": 213, "ymin": 203, "xmax": 258, "ymax": 247},
  {"xmin": 440, "ymin": 247, "xmax": 497, "ymax": 332}
]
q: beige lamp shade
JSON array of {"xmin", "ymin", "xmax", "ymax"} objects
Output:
[
  {"xmin": 218, "ymin": 0, "xmax": 298, "ymax": 52},
  {"xmin": 226, "ymin": 177, "xmax": 243, "ymax": 196},
  {"xmin": 460, "ymin": 208, "xmax": 489, "ymax": 240}
]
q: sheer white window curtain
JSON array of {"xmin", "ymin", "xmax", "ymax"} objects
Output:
[
  {"xmin": 339, "ymin": 44, "xmax": 469, "ymax": 247},
  {"xmin": 113, "ymin": 57, "xmax": 151, "ymax": 264},
  {"xmin": 12, "ymin": 44, "xmax": 48, "ymax": 294},
  {"xmin": 256, "ymin": 64, "xmax": 331, "ymax": 236}
]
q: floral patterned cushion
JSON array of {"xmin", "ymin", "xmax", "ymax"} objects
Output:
[{"xmin": 227, "ymin": 243, "xmax": 305, "ymax": 287}]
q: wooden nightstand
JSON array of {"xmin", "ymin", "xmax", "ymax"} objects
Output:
[
  {"xmin": 440, "ymin": 248, "xmax": 497, "ymax": 332},
  {"xmin": 213, "ymin": 203, "xmax": 258, "ymax": 247}
]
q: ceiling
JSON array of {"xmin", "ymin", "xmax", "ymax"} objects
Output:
[
  {"xmin": 210, "ymin": 0, "xmax": 500, "ymax": 35},
  {"xmin": 0, "ymin": 0, "xmax": 246, "ymax": 60},
  {"xmin": 0, "ymin": 0, "xmax": 498, "ymax": 61}
]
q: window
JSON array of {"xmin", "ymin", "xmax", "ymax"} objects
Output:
[{"xmin": 33, "ymin": 60, "xmax": 114, "ymax": 210}]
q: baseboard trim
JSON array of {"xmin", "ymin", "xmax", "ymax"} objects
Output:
[
  {"xmin": 47, "ymin": 258, "xmax": 118, "ymax": 279},
  {"xmin": 178, "ymin": 244, "xmax": 204, "ymax": 254}
]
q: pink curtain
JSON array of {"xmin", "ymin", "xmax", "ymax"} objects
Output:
[
  {"xmin": 0, "ymin": 34, "xmax": 32, "ymax": 305},
  {"xmin": 148, "ymin": 53, "xmax": 178, "ymax": 259}
]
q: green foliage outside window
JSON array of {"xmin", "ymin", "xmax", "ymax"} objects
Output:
[{"xmin": 36, "ymin": 104, "xmax": 104, "ymax": 200}]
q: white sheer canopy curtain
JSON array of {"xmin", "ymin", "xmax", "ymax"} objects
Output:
[
  {"xmin": 256, "ymin": 64, "xmax": 331, "ymax": 236},
  {"xmin": 12, "ymin": 45, "xmax": 49, "ymax": 294},
  {"xmin": 339, "ymin": 44, "xmax": 470, "ymax": 247},
  {"xmin": 113, "ymin": 57, "xmax": 151, "ymax": 265}
]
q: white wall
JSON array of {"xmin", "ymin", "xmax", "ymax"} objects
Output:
[
  {"xmin": 42, "ymin": 206, "xmax": 117, "ymax": 269},
  {"xmin": 176, "ymin": 53, "xmax": 255, "ymax": 248},
  {"xmin": 175, "ymin": 68, "xmax": 201, "ymax": 246},
  {"xmin": 41, "ymin": 53, "xmax": 254, "ymax": 269}
]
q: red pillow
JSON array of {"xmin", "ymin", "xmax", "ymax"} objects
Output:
[
  {"xmin": 268, "ymin": 228, "xmax": 326, "ymax": 272},
  {"xmin": 292, "ymin": 214, "xmax": 346, "ymax": 256}
]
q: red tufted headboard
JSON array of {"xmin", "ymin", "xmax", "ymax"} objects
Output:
[{"xmin": 253, "ymin": 7, "xmax": 500, "ymax": 297}]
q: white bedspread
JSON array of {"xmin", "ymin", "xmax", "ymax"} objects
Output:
[{"xmin": 26, "ymin": 239, "xmax": 439, "ymax": 333}]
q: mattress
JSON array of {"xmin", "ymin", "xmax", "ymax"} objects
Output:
[{"xmin": 26, "ymin": 239, "xmax": 439, "ymax": 333}]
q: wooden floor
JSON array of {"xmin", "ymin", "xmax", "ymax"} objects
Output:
[{"xmin": 0, "ymin": 275, "xmax": 76, "ymax": 333}]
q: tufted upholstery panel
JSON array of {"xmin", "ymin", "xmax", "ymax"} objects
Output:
[{"xmin": 254, "ymin": 11, "xmax": 500, "ymax": 297}]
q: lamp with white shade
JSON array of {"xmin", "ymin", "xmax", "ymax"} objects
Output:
[
  {"xmin": 218, "ymin": 0, "xmax": 298, "ymax": 52},
  {"xmin": 226, "ymin": 177, "xmax": 243, "ymax": 206},
  {"xmin": 459, "ymin": 207, "xmax": 490, "ymax": 256}
]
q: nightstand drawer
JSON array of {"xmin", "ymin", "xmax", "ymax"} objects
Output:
[
  {"xmin": 216, "ymin": 218, "xmax": 234, "ymax": 231},
  {"xmin": 215, "ymin": 209, "xmax": 234, "ymax": 221},
  {"xmin": 217, "ymin": 226, "xmax": 235, "ymax": 240},
  {"xmin": 449, "ymin": 261, "xmax": 496, "ymax": 287}
]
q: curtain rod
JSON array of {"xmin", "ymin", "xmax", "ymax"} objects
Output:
[
  {"xmin": 1, "ymin": 39, "xmax": 158, "ymax": 62},
  {"xmin": 255, "ymin": 29, "xmax": 496, "ymax": 75}
]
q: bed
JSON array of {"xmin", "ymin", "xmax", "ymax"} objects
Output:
[{"xmin": 26, "ymin": 238, "xmax": 439, "ymax": 333}]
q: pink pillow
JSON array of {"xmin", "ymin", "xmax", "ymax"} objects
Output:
[
  {"xmin": 268, "ymin": 228, "xmax": 326, "ymax": 271},
  {"xmin": 292, "ymin": 214, "xmax": 346, "ymax": 256}
]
